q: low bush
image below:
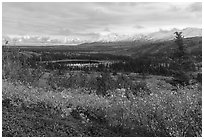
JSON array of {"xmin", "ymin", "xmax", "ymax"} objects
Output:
[
  {"xmin": 2, "ymin": 80, "xmax": 202, "ymax": 137},
  {"xmin": 196, "ymin": 73, "xmax": 202, "ymax": 83}
]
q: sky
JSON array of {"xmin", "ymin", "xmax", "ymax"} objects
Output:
[{"xmin": 2, "ymin": 2, "xmax": 202, "ymax": 42}]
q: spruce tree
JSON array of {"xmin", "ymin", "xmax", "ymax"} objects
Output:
[{"xmin": 174, "ymin": 31, "xmax": 185, "ymax": 57}]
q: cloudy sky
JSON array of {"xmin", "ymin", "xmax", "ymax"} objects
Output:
[{"xmin": 2, "ymin": 2, "xmax": 202, "ymax": 41}]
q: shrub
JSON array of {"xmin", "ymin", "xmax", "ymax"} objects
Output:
[
  {"xmin": 196, "ymin": 73, "xmax": 202, "ymax": 83},
  {"xmin": 3, "ymin": 79, "xmax": 201, "ymax": 137},
  {"xmin": 2, "ymin": 50, "xmax": 44, "ymax": 85},
  {"xmin": 172, "ymin": 71, "xmax": 190, "ymax": 86}
]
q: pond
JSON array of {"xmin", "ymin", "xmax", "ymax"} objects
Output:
[
  {"xmin": 39, "ymin": 59, "xmax": 101, "ymax": 64},
  {"xmin": 39, "ymin": 59, "xmax": 119, "ymax": 70}
]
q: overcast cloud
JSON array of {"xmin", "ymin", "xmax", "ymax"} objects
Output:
[{"xmin": 2, "ymin": 2, "xmax": 202, "ymax": 40}]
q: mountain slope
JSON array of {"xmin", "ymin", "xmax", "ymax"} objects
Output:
[
  {"xmin": 129, "ymin": 36, "xmax": 202, "ymax": 58},
  {"xmin": 77, "ymin": 36, "xmax": 202, "ymax": 58}
]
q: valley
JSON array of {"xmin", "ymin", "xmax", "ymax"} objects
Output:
[
  {"xmin": 2, "ymin": 35, "xmax": 202, "ymax": 137},
  {"xmin": 2, "ymin": 2, "xmax": 202, "ymax": 137}
]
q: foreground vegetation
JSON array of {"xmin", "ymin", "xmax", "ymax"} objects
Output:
[
  {"xmin": 2, "ymin": 77, "xmax": 202, "ymax": 136},
  {"xmin": 2, "ymin": 35, "xmax": 202, "ymax": 137}
]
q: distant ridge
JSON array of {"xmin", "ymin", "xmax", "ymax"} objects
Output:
[{"xmin": 2, "ymin": 27, "xmax": 202, "ymax": 45}]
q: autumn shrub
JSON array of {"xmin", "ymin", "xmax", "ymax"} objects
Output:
[
  {"xmin": 104, "ymin": 85, "xmax": 201, "ymax": 136},
  {"xmin": 2, "ymin": 79, "xmax": 201, "ymax": 137},
  {"xmin": 172, "ymin": 70, "xmax": 191, "ymax": 86},
  {"xmin": 196, "ymin": 73, "xmax": 202, "ymax": 83},
  {"xmin": 2, "ymin": 50, "xmax": 44, "ymax": 85}
]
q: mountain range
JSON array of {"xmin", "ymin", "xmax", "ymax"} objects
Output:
[{"xmin": 2, "ymin": 27, "xmax": 202, "ymax": 45}]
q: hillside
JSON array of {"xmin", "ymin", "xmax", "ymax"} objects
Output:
[
  {"xmin": 4, "ymin": 36, "xmax": 202, "ymax": 60},
  {"xmin": 78, "ymin": 36, "xmax": 202, "ymax": 58},
  {"xmin": 128, "ymin": 36, "xmax": 202, "ymax": 58}
]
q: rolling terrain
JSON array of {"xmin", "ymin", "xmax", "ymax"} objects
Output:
[
  {"xmin": 78, "ymin": 36, "xmax": 202, "ymax": 57},
  {"xmin": 4, "ymin": 36, "xmax": 202, "ymax": 58},
  {"xmin": 2, "ymin": 28, "xmax": 202, "ymax": 137}
]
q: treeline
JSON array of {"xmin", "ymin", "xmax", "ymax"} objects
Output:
[{"xmin": 110, "ymin": 54, "xmax": 198, "ymax": 75}]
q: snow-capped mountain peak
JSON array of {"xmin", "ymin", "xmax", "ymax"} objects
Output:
[{"xmin": 2, "ymin": 27, "xmax": 202, "ymax": 45}]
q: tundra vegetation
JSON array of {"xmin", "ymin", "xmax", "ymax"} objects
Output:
[{"xmin": 2, "ymin": 34, "xmax": 202, "ymax": 137}]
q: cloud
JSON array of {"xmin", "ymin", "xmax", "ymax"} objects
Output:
[
  {"xmin": 134, "ymin": 25, "xmax": 145, "ymax": 29},
  {"xmin": 104, "ymin": 27, "xmax": 111, "ymax": 32},
  {"xmin": 54, "ymin": 28, "xmax": 73, "ymax": 36},
  {"xmin": 187, "ymin": 2, "xmax": 202, "ymax": 12},
  {"xmin": 2, "ymin": 2, "xmax": 202, "ymax": 39}
]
